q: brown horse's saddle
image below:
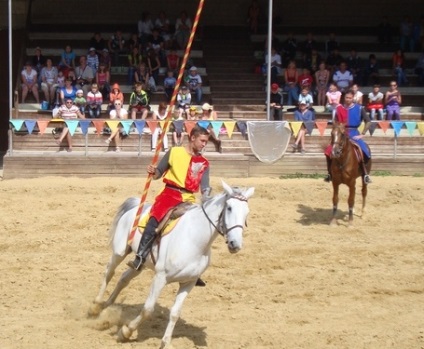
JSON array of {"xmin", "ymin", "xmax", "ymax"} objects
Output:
[{"xmin": 349, "ymin": 140, "xmax": 364, "ymax": 163}]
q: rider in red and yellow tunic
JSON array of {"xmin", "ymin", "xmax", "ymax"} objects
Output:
[{"xmin": 128, "ymin": 125, "xmax": 211, "ymax": 272}]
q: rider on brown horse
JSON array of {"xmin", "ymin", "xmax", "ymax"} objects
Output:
[{"xmin": 324, "ymin": 90, "xmax": 372, "ymax": 184}]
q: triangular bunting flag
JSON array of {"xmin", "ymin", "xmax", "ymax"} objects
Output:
[
  {"xmin": 146, "ymin": 120, "xmax": 158, "ymax": 133},
  {"xmin": 79, "ymin": 120, "xmax": 91, "ymax": 135},
  {"xmin": 210, "ymin": 121, "xmax": 222, "ymax": 138},
  {"xmin": 65, "ymin": 120, "xmax": 79, "ymax": 136},
  {"xmin": 36, "ymin": 120, "xmax": 50, "ymax": 134},
  {"xmin": 223, "ymin": 121, "xmax": 236, "ymax": 138},
  {"xmin": 378, "ymin": 121, "xmax": 390, "ymax": 134},
  {"xmin": 92, "ymin": 120, "xmax": 105, "ymax": 135},
  {"xmin": 417, "ymin": 122, "xmax": 424, "ymax": 136},
  {"xmin": 172, "ymin": 120, "xmax": 184, "ymax": 134},
  {"xmin": 159, "ymin": 120, "xmax": 166, "ymax": 131},
  {"xmin": 134, "ymin": 120, "xmax": 146, "ymax": 134},
  {"xmin": 121, "ymin": 120, "xmax": 133, "ymax": 135},
  {"xmin": 9, "ymin": 119, "xmax": 25, "ymax": 131},
  {"xmin": 404, "ymin": 121, "xmax": 417, "ymax": 136},
  {"xmin": 236, "ymin": 121, "xmax": 247, "ymax": 138},
  {"xmin": 290, "ymin": 121, "xmax": 303, "ymax": 137},
  {"xmin": 369, "ymin": 121, "xmax": 378, "ymax": 136},
  {"xmin": 391, "ymin": 121, "xmax": 404, "ymax": 136},
  {"xmin": 358, "ymin": 121, "xmax": 365, "ymax": 134},
  {"xmin": 304, "ymin": 121, "xmax": 315, "ymax": 135},
  {"xmin": 25, "ymin": 120, "xmax": 37, "ymax": 134},
  {"xmin": 106, "ymin": 120, "xmax": 121, "ymax": 133},
  {"xmin": 315, "ymin": 121, "xmax": 328, "ymax": 136},
  {"xmin": 198, "ymin": 120, "xmax": 210, "ymax": 130},
  {"xmin": 184, "ymin": 121, "xmax": 196, "ymax": 135}
]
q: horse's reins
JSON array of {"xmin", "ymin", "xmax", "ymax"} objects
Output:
[{"xmin": 201, "ymin": 194, "xmax": 247, "ymax": 239}]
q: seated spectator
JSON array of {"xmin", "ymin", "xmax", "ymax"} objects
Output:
[
  {"xmin": 108, "ymin": 83, "xmax": 124, "ymax": 112},
  {"xmin": 326, "ymin": 48, "xmax": 344, "ymax": 77},
  {"xmin": 138, "ymin": 12, "xmax": 154, "ymax": 47},
  {"xmin": 127, "ymin": 46, "xmax": 143, "ymax": 85},
  {"xmin": 40, "ymin": 58, "xmax": 58, "ymax": 106},
  {"xmin": 151, "ymin": 102, "xmax": 169, "ymax": 152},
  {"xmin": 134, "ymin": 62, "xmax": 150, "ymax": 89},
  {"xmin": 264, "ymin": 47, "xmax": 282, "ymax": 84},
  {"xmin": 54, "ymin": 70, "xmax": 65, "ymax": 107},
  {"xmin": 87, "ymin": 47, "xmax": 99, "ymax": 76},
  {"xmin": 75, "ymin": 56, "xmax": 94, "ymax": 95},
  {"xmin": 281, "ymin": 32, "xmax": 297, "ymax": 66},
  {"xmin": 385, "ymin": 81, "xmax": 402, "ymax": 121},
  {"xmin": 346, "ymin": 49, "xmax": 362, "ymax": 84},
  {"xmin": 363, "ymin": 54, "xmax": 380, "ymax": 86},
  {"xmin": 155, "ymin": 11, "xmax": 172, "ymax": 49},
  {"xmin": 297, "ymin": 86, "xmax": 314, "ymax": 110},
  {"xmin": 300, "ymin": 32, "xmax": 318, "ymax": 60},
  {"xmin": 73, "ymin": 89, "xmax": 86, "ymax": 114},
  {"xmin": 267, "ymin": 83, "xmax": 283, "ymax": 121},
  {"xmin": 32, "ymin": 47, "xmax": 46, "ymax": 88},
  {"xmin": 148, "ymin": 28, "xmax": 166, "ymax": 66},
  {"xmin": 290, "ymin": 101, "xmax": 315, "ymax": 154},
  {"xmin": 304, "ymin": 48, "xmax": 322, "ymax": 74},
  {"xmin": 415, "ymin": 50, "xmax": 424, "ymax": 86},
  {"xmin": 185, "ymin": 66, "xmax": 202, "ymax": 104},
  {"xmin": 352, "ymin": 83, "xmax": 364, "ymax": 105},
  {"xmin": 60, "ymin": 77, "xmax": 77, "ymax": 104},
  {"xmin": 166, "ymin": 49, "xmax": 180, "ymax": 74},
  {"xmin": 58, "ymin": 45, "xmax": 76, "ymax": 77},
  {"xmin": 86, "ymin": 83, "xmax": 103, "ymax": 119},
  {"xmin": 129, "ymin": 82, "xmax": 149, "ymax": 120},
  {"xmin": 96, "ymin": 62, "xmax": 110, "ymax": 100},
  {"xmin": 89, "ymin": 32, "xmax": 106, "ymax": 56},
  {"xmin": 147, "ymin": 48, "xmax": 161, "ymax": 88},
  {"xmin": 173, "ymin": 106, "xmax": 196, "ymax": 146},
  {"xmin": 99, "ymin": 48, "xmax": 112, "ymax": 71},
  {"xmin": 108, "ymin": 30, "xmax": 126, "ymax": 66},
  {"xmin": 392, "ymin": 49, "xmax": 408, "ymax": 86},
  {"xmin": 104, "ymin": 99, "xmax": 128, "ymax": 152},
  {"xmin": 174, "ymin": 11, "xmax": 192, "ymax": 49},
  {"xmin": 128, "ymin": 33, "xmax": 142, "ymax": 53},
  {"xmin": 367, "ymin": 84, "xmax": 384, "ymax": 120},
  {"xmin": 326, "ymin": 82, "xmax": 342, "ymax": 122},
  {"xmin": 315, "ymin": 62, "xmax": 330, "ymax": 106},
  {"xmin": 284, "ymin": 60, "xmax": 299, "ymax": 105},
  {"xmin": 325, "ymin": 33, "xmax": 340, "ymax": 57},
  {"xmin": 164, "ymin": 70, "xmax": 177, "ymax": 101},
  {"xmin": 297, "ymin": 67, "xmax": 314, "ymax": 91},
  {"xmin": 333, "ymin": 61, "xmax": 353, "ymax": 93},
  {"xmin": 21, "ymin": 61, "xmax": 40, "ymax": 104},
  {"xmin": 67, "ymin": 68, "xmax": 77, "ymax": 85},
  {"xmin": 199, "ymin": 103, "xmax": 222, "ymax": 152},
  {"xmin": 55, "ymin": 97, "xmax": 84, "ymax": 152},
  {"xmin": 177, "ymin": 85, "xmax": 191, "ymax": 119}
]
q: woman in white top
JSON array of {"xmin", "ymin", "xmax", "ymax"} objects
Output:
[
  {"xmin": 351, "ymin": 83, "xmax": 363, "ymax": 105},
  {"xmin": 21, "ymin": 62, "xmax": 40, "ymax": 103},
  {"xmin": 151, "ymin": 102, "xmax": 169, "ymax": 152},
  {"xmin": 105, "ymin": 99, "xmax": 128, "ymax": 152}
]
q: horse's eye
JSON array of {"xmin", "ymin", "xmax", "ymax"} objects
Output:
[{"xmin": 227, "ymin": 206, "xmax": 232, "ymax": 212}]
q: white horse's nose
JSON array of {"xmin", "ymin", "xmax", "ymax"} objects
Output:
[{"xmin": 228, "ymin": 240, "xmax": 241, "ymax": 253}]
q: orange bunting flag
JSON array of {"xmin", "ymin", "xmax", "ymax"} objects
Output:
[
  {"xmin": 106, "ymin": 120, "xmax": 120, "ymax": 133},
  {"xmin": 290, "ymin": 121, "xmax": 303, "ymax": 137},
  {"xmin": 378, "ymin": 121, "xmax": 390, "ymax": 134},
  {"xmin": 184, "ymin": 121, "xmax": 196, "ymax": 135},
  {"xmin": 146, "ymin": 120, "xmax": 158, "ymax": 133},
  {"xmin": 36, "ymin": 120, "xmax": 50, "ymax": 134},
  {"xmin": 417, "ymin": 122, "xmax": 424, "ymax": 136},
  {"xmin": 315, "ymin": 121, "xmax": 328, "ymax": 136},
  {"xmin": 223, "ymin": 121, "xmax": 236, "ymax": 138},
  {"xmin": 92, "ymin": 120, "xmax": 105, "ymax": 135}
]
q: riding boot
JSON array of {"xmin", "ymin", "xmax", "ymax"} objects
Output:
[
  {"xmin": 127, "ymin": 217, "xmax": 158, "ymax": 270},
  {"xmin": 362, "ymin": 158, "xmax": 372, "ymax": 184},
  {"xmin": 324, "ymin": 156, "xmax": 332, "ymax": 182}
]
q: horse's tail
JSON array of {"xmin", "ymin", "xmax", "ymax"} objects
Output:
[{"xmin": 108, "ymin": 197, "xmax": 141, "ymax": 248}]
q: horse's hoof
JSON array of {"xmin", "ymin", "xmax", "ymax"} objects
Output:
[
  {"xmin": 117, "ymin": 325, "xmax": 132, "ymax": 342},
  {"xmin": 87, "ymin": 302, "xmax": 103, "ymax": 318}
]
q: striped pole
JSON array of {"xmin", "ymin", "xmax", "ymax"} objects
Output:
[{"xmin": 128, "ymin": 0, "xmax": 206, "ymax": 245}]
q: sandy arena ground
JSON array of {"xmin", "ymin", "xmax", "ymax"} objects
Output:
[{"xmin": 0, "ymin": 175, "xmax": 423, "ymax": 349}]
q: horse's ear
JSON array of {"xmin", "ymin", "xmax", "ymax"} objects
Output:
[
  {"xmin": 221, "ymin": 180, "xmax": 233, "ymax": 196},
  {"xmin": 244, "ymin": 187, "xmax": 255, "ymax": 199}
]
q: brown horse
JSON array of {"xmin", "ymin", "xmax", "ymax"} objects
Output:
[{"xmin": 329, "ymin": 123, "xmax": 372, "ymax": 226}]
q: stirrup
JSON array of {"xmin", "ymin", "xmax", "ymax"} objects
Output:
[
  {"xmin": 324, "ymin": 174, "xmax": 332, "ymax": 182},
  {"xmin": 364, "ymin": 175, "xmax": 372, "ymax": 184},
  {"xmin": 127, "ymin": 255, "xmax": 144, "ymax": 270}
]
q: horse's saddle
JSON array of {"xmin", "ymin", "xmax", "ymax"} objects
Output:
[{"xmin": 349, "ymin": 140, "xmax": 364, "ymax": 163}]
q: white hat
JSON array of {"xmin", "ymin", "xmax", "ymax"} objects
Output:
[
  {"xmin": 201, "ymin": 103, "xmax": 213, "ymax": 111},
  {"xmin": 189, "ymin": 66, "xmax": 197, "ymax": 71},
  {"xmin": 89, "ymin": 47, "xmax": 96, "ymax": 52},
  {"xmin": 76, "ymin": 89, "xmax": 84, "ymax": 94}
]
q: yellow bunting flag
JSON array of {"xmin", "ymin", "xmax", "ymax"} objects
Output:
[
  {"xmin": 358, "ymin": 121, "xmax": 365, "ymax": 134},
  {"xmin": 92, "ymin": 120, "xmax": 105, "ymax": 135},
  {"xmin": 315, "ymin": 121, "xmax": 328, "ymax": 136},
  {"xmin": 417, "ymin": 122, "xmax": 424, "ymax": 136},
  {"xmin": 159, "ymin": 120, "xmax": 169, "ymax": 132},
  {"xmin": 378, "ymin": 121, "xmax": 390, "ymax": 134},
  {"xmin": 36, "ymin": 120, "xmax": 50, "ymax": 134},
  {"xmin": 290, "ymin": 121, "xmax": 303, "ymax": 137},
  {"xmin": 146, "ymin": 120, "xmax": 158, "ymax": 133},
  {"xmin": 106, "ymin": 120, "xmax": 120, "ymax": 133},
  {"xmin": 223, "ymin": 121, "xmax": 236, "ymax": 138}
]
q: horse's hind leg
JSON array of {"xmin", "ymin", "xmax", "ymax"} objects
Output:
[
  {"xmin": 103, "ymin": 267, "xmax": 140, "ymax": 309},
  {"xmin": 361, "ymin": 179, "xmax": 368, "ymax": 217}
]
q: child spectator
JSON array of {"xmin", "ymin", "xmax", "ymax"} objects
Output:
[
  {"xmin": 96, "ymin": 63, "xmax": 110, "ymax": 100},
  {"xmin": 352, "ymin": 84, "xmax": 364, "ymax": 105},
  {"xmin": 166, "ymin": 49, "xmax": 180, "ymax": 74},
  {"xmin": 385, "ymin": 81, "xmax": 402, "ymax": 120},
  {"xmin": 108, "ymin": 83, "xmax": 124, "ymax": 112},
  {"xmin": 86, "ymin": 83, "xmax": 103, "ymax": 118},
  {"xmin": 315, "ymin": 62, "xmax": 330, "ymax": 106},
  {"xmin": 164, "ymin": 70, "xmax": 177, "ymax": 101},
  {"xmin": 298, "ymin": 87, "xmax": 314, "ymax": 109},
  {"xmin": 177, "ymin": 85, "xmax": 191, "ymax": 119},
  {"xmin": 185, "ymin": 66, "xmax": 202, "ymax": 104},
  {"xmin": 267, "ymin": 83, "xmax": 283, "ymax": 121},
  {"xmin": 21, "ymin": 61, "xmax": 40, "ymax": 104},
  {"xmin": 87, "ymin": 47, "xmax": 99, "ymax": 75},
  {"xmin": 291, "ymin": 101, "xmax": 315, "ymax": 154},
  {"xmin": 151, "ymin": 102, "xmax": 169, "ymax": 152},
  {"xmin": 367, "ymin": 84, "xmax": 384, "ymax": 120},
  {"xmin": 326, "ymin": 83, "xmax": 342, "ymax": 122},
  {"xmin": 73, "ymin": 89, "xmax": 87, "ymax": 115},
  {"xmin": 129, "ymin": 82, "xmax": 150, "ymax": 120},
  {"xmin": 105, "ymin": 99, "xmax": 128, "ymax": 153}
]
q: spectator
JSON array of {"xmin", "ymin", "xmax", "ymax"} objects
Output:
[
  {"xmin": 367, "ymin": 84, "xmax": 384, "ymax": 120},
  {"xmin": 105, "ymin": 98, "xmax": 128, "ymax": 152},
  {"xmin": 185, "ymin": 66, "xmax": 203, "ymax": 104},
  {"xmin": 352, "ymin": 83, "xmax": 364, "ymax": 105},
  {"xmin": 134, "ymin": 62, "xmax": 152, "ymax": 91},
  {"xmin": 315, "ymin": 62, "xmax": 330, "ymax": 106},
  {"xmin": 86, "ymin": 83, "xmax": 103, "ymax": 119},
  {"xmin": 300, "ymin": 32, "xmax": 318, "ymax": 60},
  {"xmin": 60, "ymin": 77, "xmax": 77, "ymax": 104},
  {"xmin": 108, "ymin": 30, "xmax": 126, "ymax": 66},
  {"xmin": 129, "ymin": 82, "xmax": 149, "ymax": 120},
  {"xmin": 147, "ymin": 49, "xmax": 161, "ymax": 88},
  {"xmin": 297, "ymin": 86, "xmax": 314, "ymax": 110},
  {"xmin": 167, "ymin": 49, "xmax": 180, "ymax": 74},
  {"xmin": 177, "ymin": 85, "xmax": 191, "ymax": 119},
  {"xmin": 290, "ymin": 101, "xmax": 315, "ymax": 154},
  {"xmin": 284, "ymin": 60, "xmax": 299, "ymax": 105},
  {"xmin": 392, "ymin": 49, "xmax": 408, "ymax": 86},
  {"xmin": 89, "ymin": 32, "xmax": 106, "ymax": 56},
  {"xmin": 267, "ymin": 83, "xmax": 283, "ymax": 121},
  {"xmin": 96, "ymin": 62, "xmax": 110, "ymax": 100},
  {"xmin": 363, "ymin": 54, "xmax": 380, "ymax": 86},
  {"xmin": 264, "ymin": 47, "xmax": 282, "ymax": 84},
  {"xmin": 151, "ymin": 102, "xmax": 169, "ymax": 152},
  {"xmin": 399, "ymin": 15, "xmax": 414, "ymax": 52},
  {"xmin": 40, "ymin": 58, "xmax": 58, "ymax": 107},
  {"xmin": 75, "ymin": 56, "xmax": 94, "ymax": 95},
  {"xmin": 21, "ymin": 61, "xmax": 40, "ymax": 104},
  {"xmin": 148, "ymin": 28, "xmax": 166, "ymax": 66},
  {"xmin": 281, "ymin": 32, "xmax": 297, "ymax": 66},
  {"xmin": 108, "ymin": 83, "xmax": 124, "ymax": 112},
  {"xmin": 415, "ymin": 50, "xmax": 424, "ymax": 85},
  {"xmin": 346, "ymin": 49, "xmax": 362, "ymax": 84},
  {"xmin": 55, "ymin": 97, "xmax": 84, "ymax": 152},
  {"xmin": 128, "ymin": 33, "xmax": 142, "ymax": 54},
  {"xmin": 58, "ymin": 45, "xmax": 76, "ymax": 77},
  {"xmin": 32, "ymin": 47, "xmax": 46, "ymax": 88},
  {"xmin": 54, "ymin": 70, "xmax": 65, "ymax": 107},
  {"xmin": 247, "ymin": 0, "xmax": 260, "ymax": 34},
  {"xmin": 155, "ymin": 11, "xmax": 172, "ymax": 49},
  {"xmin": 173, "ymin": 106, "xmax": 196, "ymax": 146},
  {"xmin": 87, "ymin": 47, "xmax": 99, "ymax": 75},
  {"xmin": 325, "ymin": 33, "xmax": 340, "ymax": 56},
  {"xmin": 138, "ymin": 12, "xmax": 154, "ymax": 47},
  {"xmin": 377, "ymin": 16, "xmax": 393, "ymax": 46},
  {"xmin": 297, "ymin": 67, "xmax": 314, "ymax": 91},
  {"xmin": 199, "ymin": 103, "xmax": 222, "ymax": 153},
  {"xmin": 73, "ymin": 89, "xmax": 87, "ymax": 115},
  {"xmin": 164, "ymin": 70, "xmax": 177, "ymax": 101},
  {"xmin": 385, "ymin": 81, "xmax": 402, "ymax": 120},
  {"xmin": 326, "ymin": 48, "xmax": 344, "ymax": 76},
  {"xmin": 326, "ymin": 82, "xmax": 342, "ymax": 122},
  {"xmin": 127, "ymin": 46, "xmax": 143, "ymax": 85},
  {"xmin": 174, "ymin": 11, "xmax": 192, "ymax": 49},
  {"xmin": 99, "ymin": 48, "xmax": 112, "ymax": 71},
  {"xmin": 304, "ymin": 48, "xmax": 322, "ymax": 74},
  {"xmin": 333, "ymin": 61, "xmax": 353, "ymax": 93}
]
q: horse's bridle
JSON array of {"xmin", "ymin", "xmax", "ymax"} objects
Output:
[
  {"xmin": 331, "ymin": 128, "xmax": 347, "ymax": 158},
  {"xmin": 201, "ymin": 194, "xmax": 248, "ymax": 239}
]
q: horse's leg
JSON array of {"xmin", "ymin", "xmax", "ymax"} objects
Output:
[
  {"xmin": 103, "ymin": 267, "xmax": 140, "ymax": 309},
  {"xmin": 347, "ymin": 181, "xmax": 356, "ymax": 226},
  {"xmin": 118, "ymin": 272, "xmax": 168, "ymax": 342},
  {"xmin": 160, "ymin": 281, "xmax": 196, "ymax": 349},
  {"xmin": 330, "ymin": 182, "xmax": 339, "ymax": 226},
  {"xmin": 361, "ymin": 177, "xmax": 368, "ymax": 216}
]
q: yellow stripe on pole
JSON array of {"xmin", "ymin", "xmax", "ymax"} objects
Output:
[{"xmin": 128, "ymin": 0, "xmax": 206, "ymax": 245}]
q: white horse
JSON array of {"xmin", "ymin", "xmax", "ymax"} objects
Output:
[{"xmin": 89, "ymin": 181, "xmax": 254, "ymax": 348}]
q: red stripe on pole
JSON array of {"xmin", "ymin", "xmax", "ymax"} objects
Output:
[{"xmin": 128, "ymin": 0, "xmax": 206, "ymax": 245}]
